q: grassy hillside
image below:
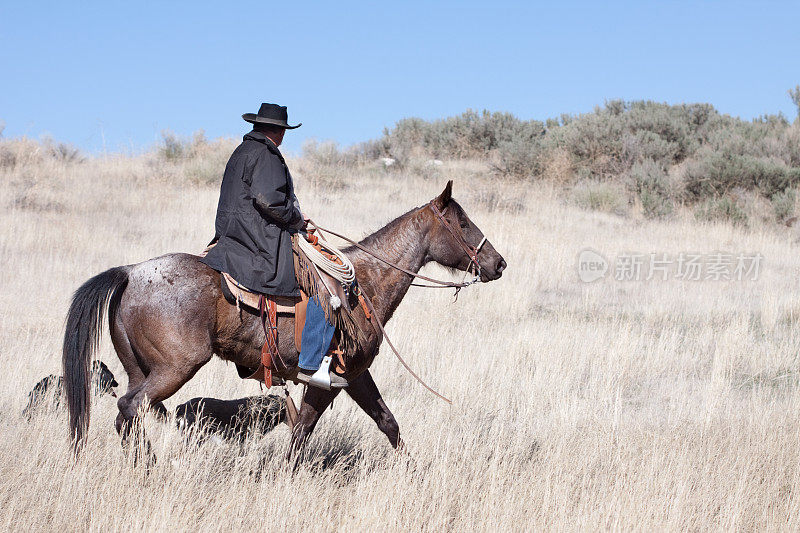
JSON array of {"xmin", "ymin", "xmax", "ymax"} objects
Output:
[
  {"xmin": 356, "ymin": 95, "xmax": 800, "ymax": 225},
  {"xmin": 0, "ymin": 121, "xmax": 799, "ymax": 530}
]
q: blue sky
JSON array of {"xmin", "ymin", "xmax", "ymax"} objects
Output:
[{"xmin": 1, "ymin": 1, "xmax": 798, "ymax": 155}]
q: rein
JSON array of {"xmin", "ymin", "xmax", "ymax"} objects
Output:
[
  {"xmin": 303, "ymin": 201, "xmax": 487, "ymax": 405},
  {"xmin": 309, "ymin": 201, "xmax": 486, "ymax": 290},
  {"xmin": 357, "ymin": 289, "xmax": 452, "ymax": 404}
]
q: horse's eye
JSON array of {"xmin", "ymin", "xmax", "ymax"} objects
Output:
[{"xmin": 460, "ymin": 220, "xmax": 469, "ymax": 229}]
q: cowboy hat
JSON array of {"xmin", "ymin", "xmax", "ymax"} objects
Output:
[{"xmin": 242, "ymin": 103, "xmax": 301, "ymax": 129}]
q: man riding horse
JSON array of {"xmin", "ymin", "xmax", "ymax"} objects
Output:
[
  {"xmin": 200, "ymin": 103, "xmax": 343, "ymax": 388},
  {"xmin": 61, "ymin": 104, "xmax": 506, "ymax": 459}
]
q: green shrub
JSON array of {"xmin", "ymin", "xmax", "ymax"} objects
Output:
[
  {"xmin": 771, "ymin": 189, "xmax": 796, "ymax": 222},
  {"xmin": 495, "ymin": 137, "xmax": 543, "ymax": 178},
  {"xmin": 789, "ymin": 85, "xmax": 800, "ymax": 122},
  {"xmin": 42, "ymin": 138, "xmax": 83, "ymax": 163},
  {"xmin": 571, "ymin": 181, "xmax": 627, "ymax": 214},
  {"xmin": 184, "ymin": 153, "xmax": 227, "ymax": 185},
  {"xmin": 627, "ymin": 159, "xmax": 673, "ymax": 219},
  {"xmin": 176, "ymin": 134, "xmax": 237, "ymax": 184},
  {"xmin": 159, "ymin": 130, "xmax": 188, "ymax": 161},
  {"xmin": 695, "ymin": 196, "xmax": 749, "ymax": 225},
  {"xmin": 381, "ymin": 110, "xmax": 545, "ymax": 165},
  {"xmin": 784, "ymin": 125, "xmax": 800, "ymax": 166},
  {"xmin": 683, "ymin": 152, "xmax": 800, "ymax": 198},
  {"xmin": 301, "ymin": 139, "xmax": 365, "ymax": 166},
  {"xmin": 622, "ymin": 130, "xmax": 679, "ymax": 167}
]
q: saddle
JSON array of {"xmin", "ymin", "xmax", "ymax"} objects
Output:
[
  {"xmin": 220, "ymin": 274, "xmax": 348, "ymax": 385},
  {"xmin": 213, "ymin": 234, "xmax": 363, "ymax": 387}
]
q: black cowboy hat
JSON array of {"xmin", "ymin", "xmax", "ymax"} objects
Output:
[{"xmin": 242, "ymin": 103, "xmax": 301, "ymax": 129}]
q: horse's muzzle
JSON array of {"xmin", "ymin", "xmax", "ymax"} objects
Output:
[
  {"xmin": 481, "ymin": 258, "xmax": 507, "ymax": 282},
  {"xmin": 496, "ymin": 258, "xmax": 507, "ymax": 274}
]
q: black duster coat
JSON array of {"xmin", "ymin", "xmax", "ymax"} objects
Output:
[{"xmin": 201, "ymin": 130, "xmax": 303, "ymax": 296}]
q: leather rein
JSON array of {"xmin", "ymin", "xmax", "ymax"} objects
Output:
[{"xmin": 310, "ymin": 201, "xmax": 487, "ymax": 291}]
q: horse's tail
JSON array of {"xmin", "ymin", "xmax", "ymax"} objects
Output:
[{"xmin": 62, "ymin": 266, "xmax": 129, "ymax": 451}]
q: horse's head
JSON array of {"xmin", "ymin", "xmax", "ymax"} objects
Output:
[{"xmin": 426, "ymin": 181, "xmax": 507, "ymax": 282}]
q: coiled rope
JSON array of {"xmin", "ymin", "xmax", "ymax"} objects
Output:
[{"xmin": 296, "ymin": 227, "xmax": 356, "ymax": 286}]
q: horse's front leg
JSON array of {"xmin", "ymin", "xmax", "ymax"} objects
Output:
[
  {"xmin": 345, "ymin": 370, "xmax": 403, "ymax": 450},
  {"xmin": 287, "ymin": 386, "xmax": 340, "ymax": 463}
]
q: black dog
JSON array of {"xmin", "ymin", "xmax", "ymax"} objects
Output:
[
  {"xmin": 23, "ymin": 360, "xmax": 118, "ymax": 419},
  {"xmin": 175, "ymin": 394, "xmax": 287, "ymax": 444}
]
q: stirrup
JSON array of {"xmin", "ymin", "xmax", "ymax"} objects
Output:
[
  {"xmin": 299, "ymin": 355, "xmax": 348, "ymax": 390},
  {"xmin": 308, "ymin": 355, "xmax": 332, "ymax": 389}
]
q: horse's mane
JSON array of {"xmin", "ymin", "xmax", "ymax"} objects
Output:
[
  {"xmin": 351, "ymin": 198, "xmax": 463, "ymax": 252},
  {"xmin": 354, "ymin": 206, "xmax": 421, "ymax": 250}
]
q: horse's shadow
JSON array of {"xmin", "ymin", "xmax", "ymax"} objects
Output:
[
  {"xmin": 247, "ymin": 433, "xmax": 396, "ymax": 482},
  {"xmin": 308, "ymin": 445, "xmax": 367, "ymax": 477}
]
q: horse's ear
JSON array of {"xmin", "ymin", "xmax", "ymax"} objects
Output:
[{"xmin": 434, "ymin": 180, "xmax": 453, "ymax": 210}]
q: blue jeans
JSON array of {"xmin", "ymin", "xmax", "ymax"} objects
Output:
[{"xmin": 298, "ymin": 297, "xmax": 336, "ymax": 371}]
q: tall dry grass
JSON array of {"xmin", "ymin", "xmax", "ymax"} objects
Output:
[{"xmin": 0, "ymin": 137, "xmax": 799, "ymax": 531}]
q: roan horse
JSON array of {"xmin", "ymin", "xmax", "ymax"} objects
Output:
[{"xmin": 62, "ymin": 181, "xmax": 506, "ymax": 459}]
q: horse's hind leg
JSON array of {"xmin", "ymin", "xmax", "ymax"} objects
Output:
[
  {"xmin": 116, "ymin": 360, "xmax": 210, "ymax": 461},
  {"xmin": 110, "ymin": 315, "xmax": 147, "ymax": 450},
  {"xmin": 109, "ymin": 315, "xmax": 169, "ymax": 443},
  {"xmin": 110, "ymin": 312, "xmax": 145, "ymax": 394},
  {"xmin": 345, "ymin": 370, "xmax": 403, "ymax": 450},
  {"xmin": 114, "ymin": 326, "xmax": 213, "ymax": 462}
]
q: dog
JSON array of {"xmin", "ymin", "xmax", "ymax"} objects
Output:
[
  {"xmin": 23, "ymin": 360, "xmax": 118, "ymax": 419},
  {"xmin": 175, "ymin": 394, "xmax": 287, "ymax": 444}
]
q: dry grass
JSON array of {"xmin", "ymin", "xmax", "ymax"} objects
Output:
[{"xmin": 1, "ymin": 138, "xmax": 799, "ymax": 531}]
